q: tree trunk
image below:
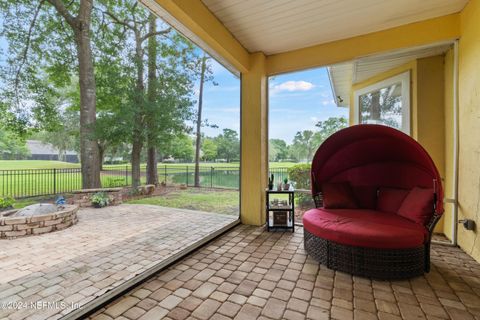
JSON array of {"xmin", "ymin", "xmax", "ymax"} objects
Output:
[
  {"xmin": 194, "ymin": 55, "xmax": 207, "ymax": 187},
  {"xmin": 131, "ymin": 139, "xmax": 142, "ymax": 188},
  {"xmin": 146, "ymin": 147, "xmax": 158, "ymax": 185},
  {"xmin": 371, "ymin": 91, "xmax": 381, "ymax": 122},
  {"xmin": 110, "ymin": 148, "xmax": 116, "ymax": 164},
  {"xmin": 74, "ymin": 5, "xmax": 101, "ymax": 189},
  {"xmin": 146, "ymin": 14, "xmax": 158, "ymax": 185},
  {"xmin": 131, "ymin": 31, "xmax": 145, "ymax": 188},
  {"xmin": 98, "ymin": 143, "xmax": 105, "ymax": 171}
]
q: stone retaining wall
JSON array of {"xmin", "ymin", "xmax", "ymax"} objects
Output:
[
  {"xmin": 71, "ymin": 188, "xmax": 123, "ymax": 207},
  {"xmin": 0, "ymin": 205, "xmax": 78, "ymax": 239}
]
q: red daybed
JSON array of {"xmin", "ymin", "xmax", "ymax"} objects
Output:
[{"xmin": 303, "ymin": 124, "xmax": 443, "ymax": 279}]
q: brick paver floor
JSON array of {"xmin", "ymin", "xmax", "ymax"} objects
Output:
[
  {"xmin": 91, "ymin": 225, "xmax": 480, "ymax": 320},
  {"xmin": 0, "ymin": 204, "xmax": 237, "ymax": 320}
]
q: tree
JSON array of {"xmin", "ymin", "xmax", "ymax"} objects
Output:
[
  {"xmin": 33, "ymin": 110, "xmax": 80, "ymax": 162},
  {"xmin": 359, "ymin": 88, "xmax": 401, "ymax": 128},
  {"xmin": 46, "ymin": 0, "xmax": 101, "ymax": 187},
  {"xmin": 143, "ymin": 15, "xmax": 197, "ymax": 185},
  {"xmin": 146, "ymin": 13, "xmax": 159, "ymax": 185},
  {"xmin": 290, "ymin": 130, "xmax": 316, "ymax": 162},
  {"xmin": 194, "ymin": 55, "xmax": 207, "ymax": 187},
  {"xmin": 0, "ymin": 127, "xmax": 29, "ymax": 160},
  {"xmin": 165, "ymin": 134, "xmax": 194, "ymax": 161},
  {"xmin": 201, "ymin": 138, "xmax": 217, "ymax": 161},
  {"xmin": 1, "ymin": 0, "xmax": 197, "ymax": 186},
  {"xmin": 216, "ymin": 129, "xmax": 239, "ymax": 162},
  {"xmin": 94, "ymin": 113, "xmax": 125, "ymax": 170},
  {"xmin": 102, "ymin": 0, "xmax": 171, "ymax": 187},
  {"xmin": 92, "ymin": 51, "xmax": 133, "ymax": 171},
  {"xmin": 194, "ymin": 54, "xmax": 217, "ymax": 186},
  {"xmin": 313, "ymin": 117, "xmax": 348, "ymax": 146},
  {"xmin": 287, "ymin": 117, "xmax": 347, "ymax": 162},
  {"xmin": 0, "ymin": 0, "xmax": 101, "ymax": 188},
  {"xmin": 144, "ymin": 33, "xmax": 196, "ymax": 169},
  {"xmin": 269, "ymin": 139, "xmax": 288, "ymax": 162}
]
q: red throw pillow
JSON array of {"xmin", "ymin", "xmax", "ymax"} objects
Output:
[
  {"xmin": 322, "ymin": 182, "xmax": 358, "ymax": 209},
  {"xmin": 397, "ymin": 187, "xmax": 434, "ymax": 225},
  {"xmin": 376, "ymin": 187, "xmax": 409, "ymax": 213},
  {"xmin": 352, "ymin": 185, "xmax": 378, "ymax": 209}
]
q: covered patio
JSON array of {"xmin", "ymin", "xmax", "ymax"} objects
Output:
[
  {"xmin": 4, "ymin": 0, "xmax": 480, "ymax": 319},
  {"xmin": 113, "ymin": 0, "xmax": 478, "ymax": 318}
]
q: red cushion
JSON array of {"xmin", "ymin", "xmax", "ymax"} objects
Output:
[
  {"xmin": 397, "ymin": 187, "xmax": 434, "ymax": 225},
  {"xmin": 303, "ymin": 208, "xmax": 427, "ymax": 249},
  {"xmin": 352, "ymin": 185, "xmax": 377, "ymax": 209},
  {"xmin": 377, "ymin": 187, "xmax": 409, "ymax": 213},
  {"xmin": 322, "ymin": 182, "xmax": 358, "ymax": 209}
]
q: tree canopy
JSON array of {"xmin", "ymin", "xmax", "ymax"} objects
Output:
[
  {"xmin": 269, "ymin": 117, "xmax": 348, "ymax": 163},
  {"xmin": 215, "ymin": 129, "xmax": 240, "ymax": 162}
]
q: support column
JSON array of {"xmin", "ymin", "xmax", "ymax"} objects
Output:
[{"xmin": 240, "ymin": 53, "xmax": 268, "ymax": 225}]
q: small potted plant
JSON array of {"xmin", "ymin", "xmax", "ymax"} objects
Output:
[
  {"xmin": 283, "ymin": 178, "xmax": 290, "ymax": 190},
  {"xmin": 91, "ymin": 192, "xmax": 110, "ymax": 208}
]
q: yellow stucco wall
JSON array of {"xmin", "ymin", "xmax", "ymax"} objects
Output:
[
  {"xmin": 417, "ymin": 56, "xmax": 446, "ymax": 232},
  {"xmin": 350, "ymin": 57, "xmax": 447, "ymax": 232},
  {"xmin": 458, "ymin": 0, "xmax": 480, "ymax": 262},
  {"xmin": 416, "ymin": 56, "xmax": 446, "ymax": 178},
  {"xmin": 443, "ymin": 48, "xmax": 455, "ymax": 241}
]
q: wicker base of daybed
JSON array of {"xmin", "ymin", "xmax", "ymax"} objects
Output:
[{"xmin": 304, "ymin": 229, "xmax": 426, "ymax": 279}]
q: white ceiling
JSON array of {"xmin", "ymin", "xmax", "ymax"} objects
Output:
[
  {"xmin": 353, "ymin": 44, "xmax": 452, "ymax": 83},
  {"xmin": 201, "ymin": 0, "xmax": 467, "ymax": 55},
  {"xmin": 328, "ymin": 43, "xmax": 453, "ymax": 107}
]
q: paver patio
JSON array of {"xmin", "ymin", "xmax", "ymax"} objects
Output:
[
  {"xmin": 91, "ymin": 225, "xmax": 480, "ymax": 320},
  {"xmin": 0, "ymin": 204, "xmax": 237, "ymax": 320}
]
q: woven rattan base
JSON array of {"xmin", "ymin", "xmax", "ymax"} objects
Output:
[{"xmin": 304, "ymin": 229, "xmax": 426, "ymax": 279}]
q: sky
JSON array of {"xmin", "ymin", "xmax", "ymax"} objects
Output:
[{"xmin": 203, "ymin": 61, "xmax": 349, "ymax": 144}]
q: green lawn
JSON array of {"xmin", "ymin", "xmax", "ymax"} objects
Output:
[
  {"xmin": 0, "ymin": 160, "xmax": 80, "ymax": 170},
  {"xmin": 127, "ymin": 188, "xmax": 239, "ymax": 215},
  {"xmin": 0, "ymin": 160, "xmax": 297, "ymax": 170}
]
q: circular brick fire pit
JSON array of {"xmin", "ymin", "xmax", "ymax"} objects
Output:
[{"xmin": 0, "ymin": 205, "xmax": 79, "ymax": 239}]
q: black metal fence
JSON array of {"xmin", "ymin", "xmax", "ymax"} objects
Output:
[{"xmin": 0, "ymin": 166, "xmax": 291, "ymax": 199}]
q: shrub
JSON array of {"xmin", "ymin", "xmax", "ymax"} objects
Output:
[
  {"xmin": 91, "ymin": 192, "xmax": 110, "ymax": 208},
  {"xmin": 288, "ymin": 164, "xmax": 312, "ymax": 207},
  {"xmin": 288, "ymin": 163, "xmax": 311, "ymax": 190},
  {"xmin": 103, "ymin": 177, "xmax": 126, "ymax": 188},
  {"xmin": 0, "ymin": 196, "xmax": 15, "ymax": 210}
]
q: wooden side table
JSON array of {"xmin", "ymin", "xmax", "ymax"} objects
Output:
[{"xmin": 266, "ymin": 189, "xmax": 295, "ymax": 232}]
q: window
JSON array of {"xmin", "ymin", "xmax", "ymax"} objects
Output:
[{"xmin": 353, "ymin": 71, "xmax": 410, "ymax": 134}]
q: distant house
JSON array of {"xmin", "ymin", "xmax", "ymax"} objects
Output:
[{"xmin": 26, "ymin": 140, "xmax": 79, "ymax": 163}]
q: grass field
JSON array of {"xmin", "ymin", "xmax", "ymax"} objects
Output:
[
  {"xmin": 0, "ymin": 160, "xmax": 297, "ymax": 170},
  {"xmin": 127, "ymin": 188, "xmax": 239, "ymax": 215},
  {"xmin": 0, "ymin": 160, "xmax": 80, "ymax": 169}
]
